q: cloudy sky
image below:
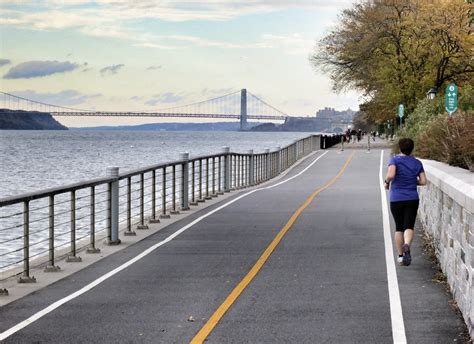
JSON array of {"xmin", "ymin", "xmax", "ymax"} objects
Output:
[{"xmin": 0, "ymin": 0, "xmax": 360, "ymax": 127}]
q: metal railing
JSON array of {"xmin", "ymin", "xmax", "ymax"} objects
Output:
[{"xmin": 0, "ymin": 134, "xmax": 340, "ymax": 288}]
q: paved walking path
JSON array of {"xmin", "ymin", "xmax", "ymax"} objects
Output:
[
  {"xmin": 337, "ymin": 136, "xmax": 394, "ymax": 150},
  {"xmin": 0, "ymin": 149, "xmax": 468, "ymax": 343}
]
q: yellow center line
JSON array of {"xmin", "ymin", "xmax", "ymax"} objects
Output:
[{"xmin": 190, "ymin": 152, "xmax": 354, "ymax": 344}]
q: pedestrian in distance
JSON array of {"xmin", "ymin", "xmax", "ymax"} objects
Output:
[
  {"xmin": 351, "ymin": 129, "xmax": 357, "ymax": 143},
  {"xmin": 384, "ymin": 138, "xmax": 427, "ymax": 266}
]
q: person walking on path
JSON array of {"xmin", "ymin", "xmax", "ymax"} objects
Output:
[{"xmin": 384, "ymin": 138, "xmax": 427, "ymax": 266}]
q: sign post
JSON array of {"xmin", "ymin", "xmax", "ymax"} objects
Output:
[
  {"xmin": 398, "ymin": 104, "xmax": 404, "ymax": 129},
  {"xmin": 445, "ymin": 83, "xmax": 458, "ymax": 115}
]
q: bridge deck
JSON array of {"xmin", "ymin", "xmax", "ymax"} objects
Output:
[{"xmin": 0, "ymin": 149, "xmax": 467, "ymax": 343}]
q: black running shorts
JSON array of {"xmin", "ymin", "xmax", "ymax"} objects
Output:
[{"xmin": 389, "ymin": 200, "xmax": 419, "ymax": 232}]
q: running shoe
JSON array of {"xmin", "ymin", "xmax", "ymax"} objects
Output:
[
  {"xmin": 397, "ymin": 256, "xmax": 404, "ymax": 266},
  {"xmin": 402, "ymin": 244, "xmax": 411, "ymax": 266}
]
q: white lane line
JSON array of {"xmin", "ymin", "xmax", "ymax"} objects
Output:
[
  {"xmin": 0, "ymin": 151, "xmax": 329, "ymax": 341},
  {"xmin": 379, "ymin": 150, "xmax": 407, "ymax": 344}
]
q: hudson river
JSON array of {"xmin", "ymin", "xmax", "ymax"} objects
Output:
[{"xmin": 0, "ymin": 130, "xmax": 313, "ymax": 198}]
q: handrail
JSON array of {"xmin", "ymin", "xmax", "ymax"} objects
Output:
[
  {"xmin": 0, "ymin": 134, "xmax": 342, "ymax": 289},
  {"xmin": 0, "ymin": 176, "xmax": 114, "ymax": 207}
]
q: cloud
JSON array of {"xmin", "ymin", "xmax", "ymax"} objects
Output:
[
  {"xmin": 146, "ymin": 92, "xmax": 185, "ymax": 106},
  {"xmin": 3, "ymin": 60, "xmax": 79, "ymax": 79},
  {"xmin": 0, "ymin": 59, "xmax": 11, "ymax": 67},
  {"xmin": 259, "ymin": 33, "xmax": 315, "ymax": 55},
  {"xmin": 11, "ymin": 89, "xmax": 101, "ymax": 107},
  {"xmin": 133, "ymin": 42, "xmax": 182, "ymax": 50},
  {"xmin": 146, "ymin": 65, "xmax": 162, "ymax": 70},
  {"xmin": 200, "ymin": 88, "xmax": 236, "ymax": 97},
  {"xmin": 99, "ymin": 64, "xmax": 124, "ymax": 76},
  {"xmin": 0, "ymin": 1, "xmax": 353, "ymax": 48}
]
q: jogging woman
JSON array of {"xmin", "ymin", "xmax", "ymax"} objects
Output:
[{"xmin": 384, "ymin": 138, "xmax": 427, "ymax": 266}]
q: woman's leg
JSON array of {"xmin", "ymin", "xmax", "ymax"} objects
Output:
[
  {"xmin": 401, "ymin": 201, "xmax": 419, "ymax": 266},
  {"xmin": 395, "ymin": 232, "xmax": 404, "ymax": 255},
  {"xmin": 390, "ymin": 201, "xmax": 405, "ymax": 255},
  {"xmin": 404, "ymin": 229, "xmax": 414, "ymax": 246},
  {"xmin": 403, "ymin": 200, "xmax": 419, "ymax": 247}
]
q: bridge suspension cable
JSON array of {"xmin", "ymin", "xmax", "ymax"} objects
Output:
[
  {"xmin": 246, "ymin": 90, "xmax": 288, "ymax": 118},
  {"xmin": 0, "ymin": 91, "xmax": 93, "ymax": 113},
  {"xmin": 0, "ymin": 89, "xmax": 289, "ymax": 122}
]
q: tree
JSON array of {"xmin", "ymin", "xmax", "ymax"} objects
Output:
[{"xmin": 310, "ymin": 0, "xmax": 473, "ymax": 124}]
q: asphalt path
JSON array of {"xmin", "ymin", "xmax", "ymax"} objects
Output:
[{"xmin": 0, "ymin": 149, "xmax": 467, "ymax": 343}]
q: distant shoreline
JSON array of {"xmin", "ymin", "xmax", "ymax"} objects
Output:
[{"xmin": 0, "ymin": 110, "xmax": 67, "ymax": 130}]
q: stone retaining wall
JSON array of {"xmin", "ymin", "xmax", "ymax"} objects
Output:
[{"xmin": 418, "ymin": 159, "xmax": 474, "ymax": 337}]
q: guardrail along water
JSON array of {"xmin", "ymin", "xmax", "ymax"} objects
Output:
[{"xmin": 0, "ymin": 134, "xmax": 341, "ymax": 289}]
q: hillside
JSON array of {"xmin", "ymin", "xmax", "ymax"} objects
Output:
[
  {"xmin": 250, "ymin": 117, "xmax": 332, "ymax": 132},
  {"xmin": 71, "ymin": 122, "xmax": 258, "ymax": 131},
  {"xmin": 0, "ymin": 109, "xmax": 68, "ymax": 130}
]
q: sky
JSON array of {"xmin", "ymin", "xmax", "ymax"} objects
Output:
[{"xmin": 0, "ymin": 0, "xmax": 360, "ymax": 127}]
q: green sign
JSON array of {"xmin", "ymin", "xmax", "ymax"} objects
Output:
[
  {"xmin": 398, "ymin": 104, "xmax": 404, "ymax": 118},
  {"xmin": 445, "ymin": 83, "xmax": 458, "ymax": 114}
]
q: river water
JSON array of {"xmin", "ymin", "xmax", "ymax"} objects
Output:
[{"xmin": 0, "ymin": 130, "xmax": 313, "ymax": 198}]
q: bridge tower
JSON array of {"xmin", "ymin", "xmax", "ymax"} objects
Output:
[{"xmin": 240, "ymin": 88, "xmax": 248, "ymax": 131}]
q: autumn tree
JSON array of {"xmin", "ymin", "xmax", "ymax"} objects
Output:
[{"xmin": 310, "ymin": 0, "xmax": 473, "ymax": 123}]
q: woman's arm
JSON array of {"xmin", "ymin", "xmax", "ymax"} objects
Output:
[
  {"xmin": 384, "ymin": 165, "xmax": 396, "ymax": 189},
  {"xmin": 418, "ymin": 172, "xmax": 427, "ymax": 186}
]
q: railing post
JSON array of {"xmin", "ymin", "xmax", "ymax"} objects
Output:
[
  {"xmin": 105, "ymin": 167, "xmax": 121, "ymax": 245},
  {"xmin": 205, "ymin": 158, "xmax": 212, "ymax": 199},
  {"xmin": 276, "ymin": 147, "xmax": 281, "ymax": 175},
  {"xmin": 137, "ymin": 173, "xmax": 149, "ymax": 229},
  {"xmin": 222, "ymin": 147, "xmax": 231, "ymax": 192},
  {"xmin": 190, "ymin": 160, "xmax": 198, "ymax": 205},
  {"xmin": 237, "ymin": 156, "xmax": 241, "ymax": 188},
  {"xmin": 211, "ymin": 157, "xmax": 217, "ymax": 196},
  {"xmin": 197, "ymin": 160, "xmax": 205, "ymax": 202},
  {"xmin": 248, "ymin": 150, "xmax": 255, "ymax": 186},
  {"xmin": 44, "ymin": 195, "xmax": 60, "ymax": 272},
  {"xmin": 87, "ymin": 186, "xmax": 101, "ymax": 252},
  {"xmin": 265, "ymin": 148, "xmax": 270, "ymax": 181},
  {"xmin": 170, "ymin": 165, "xmax": 180, "ymax": 214},
  {"xmin": 124, "ymin": 177, "xmax": 136, "ymax": 236},
  {"xmin": 149, "ymin": 170, "xmax": 160, "ymax": 223},
  {"xmin": 218, "ymin": 155, "xmax": 224, "ymax": 195},
  {"xmin": 18, "ymin": 200, "xmax": 36, "ymax": 283},
  {"xmin": 66, "ymin": 190, "xmax": 82, "ymax": 262},
  {"xmin": 180, "ymin": 152, "xmax": 190, "ymax": 210},
  {"xmin": 232, "ymin": 155, "xmax": 236, "ymax": 189},
  {"xmin": 160, "ymin": 167, "xmax": 171, "ymax": 218}
]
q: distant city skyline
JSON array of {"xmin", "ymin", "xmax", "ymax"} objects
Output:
[{"xmin": 0, "ymin": 1, "xmax": 361, "ymax": 127}]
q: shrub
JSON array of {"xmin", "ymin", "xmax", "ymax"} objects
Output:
[
  {"xmin": 415, "ymin": 111, "xmax": 474, "ymax": 171},
  {"xmin": 398, "ymin": 98, "xmax": 443, "ymax": 146}
]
